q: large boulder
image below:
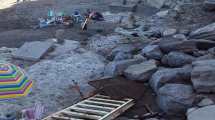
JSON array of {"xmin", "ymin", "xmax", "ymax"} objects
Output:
[
  {"xmin": 191, "ymin": 60, "xmax": 215, "ymax": 93},
  {"xmin": 150, "ymin": 65, "xmax": 192, "ymax": 93},
  {"xmin": 141, "ymin": 45, "xmax": 163, "ymax": 60},
  {"xmin": 162, "ymin": 51, "xmax": 195, "ymax": 67},
  {"xmin": 187, "ymin": 105, "xmax": 215, "ymax": 120},
  {"xmin": 104, "ymin": 58, "xmax": 144, "ymax": 77},
  {"xmin": 157, "ymin": 84, "xmax": 195, "ymax": 114},
  {"xmin": 189, "ymin": 23, "xmax": 215, "ymax": 40},
  {"xmin": 123, "ymin": 60, "xmax": 158, "ymax": 81},
  {"xmin": 204, "ymin": 0, "xmax": 215, "ymax": 11},
  {"xmin": 159, "ymin": 40, "xmax": 197, "ymax": 53}
]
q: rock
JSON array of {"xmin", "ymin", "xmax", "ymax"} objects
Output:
[
  {"xmin": 156, "ymin": 10, "xmax": 169, "ymax": 18},
  {"xmin": 55, "ymin": 29, "xmax": 65, "ymax": 44},
  {"xmin": 162, "ymin": 51, "xmax": 195, "ymax": 67},
  {"xmin": 13, "ymin": 40, "xmax": 54, "ymax": 61},
  {"xmin": 157, "ymin": 84, "xmax": 195, "ymax": 114},
  {"xmin": 108, "ymin": 44, "xmax": 136, "ymax": 60},
  {"xmin": 87, "ymin": 34, "xmax": 125, "ymax": 56},
  {"xmin": 173, "ymin": 34, "xmax": 187, "ymax": 40},
  {"xmin": 159, "ymin": 40, "xmax": 197, "ymax": 53},
  {"xmin": 120, "ymin": 12, "xmax": 138, "ymax": 29},
  {"xmin": 187, "ymin": 105, "xmax": 215, "ymax": 120},
  {"xmin": 49, "ymin": 40, "xmax": 81, "ymax": 56},
  {"xmin": 146, "ymin": 0, "xmax": 166, "ymax": 9},
  {"xmin": 109, "ymin": 2, "xmax": 138, "ymax": 12},
  {"xmin": 163, "ymin": 28, "xmax": 177, "ymax": 36},
  {"xmin": 204, "ymin": 0, "xmax": 215, "ymax": 11},
  {"xmin": 198, "ymin": 98, "xmax": 214, "ymax": 107},
  {"xmin": 150, "ymin": 65, "xmax": 192, "ymax": 93},
  {"xmin": 114, "ymin": 52, "xmax": 133, "ymax": 61},
  {"xmin": 208, "ymin": 47, "xmax": 215, "ymax": 55},
  {"xmin": 196, "ymin": 54, "xmax": 215, "ymax": 60},
  {"xmin": 133, "ymin": 54, "xmax": 147, "ymax": 61},
  {"xmin": 191, "ymin": 60, "xmax": 215, "ymax": 93},
  {"xmin": 104, "ymin": 58, "xmax": 143, "ymax": 77},
  {"xmin": 142, "ymin": 45, "xmax": 163, "ymax": 60},
  {"xmin": 189, "ymin": 23, "xmax": 215, "ymax": 40},
  {"xmin": 124, "ymin": 60, "xmax": 158, "ymax": 81},
  {"xmin": 0, "ymin": 47, "xmax": 17, "ymax": 63}
]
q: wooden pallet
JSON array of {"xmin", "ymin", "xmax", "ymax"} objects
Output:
[{"xmin": 43, "ymin": 94, "xmax": 134, "ymax": 120}]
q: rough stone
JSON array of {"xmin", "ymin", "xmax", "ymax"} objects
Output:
[
  {"xmin": 187, "ymin": 105, "xmax": 215, "ymax": 120},
  {"xmin": 159, "ymin": 40, "xmax": 197, "ymax": 53},
  {"xmin": 198, "ymin": 98, "xmax": 214, "ymax": 107},
  {"xmin": 124, "ymin": 60, "xmax": 158, "ymax": 81},
  {"xmin": 173, "ymin": 34, "xmax": 187, "ymax": 40},
  {"xmin": 13, "ymin": 41, "xmax": 54, "ymax": 61},
  {"xmin": 109, "ymin": 2, "xmax": 137, "ymax": 12},
  {"xmin": 157, "ymin": 84, "xmax": 195, "ymax": 114},
  {"xmin": 189, "ymin": 22, "xmax": 215, "ymax": 40},
  {"xmin": 142, "ymin": 45, "xmax": 163, "ymax": 60},
  {"xmin": 87, "ymin": 34, "xmax": 125, "ymax": 56},
  {"xmin": 49, "ymin": 40, "xmax": 81, "ymax": 56},
  {"xmin": 113, "ymin": 52, "xmax": 133, "ymax": 61},
  {"xmin": 191, "ymin": 60, "xmax": 215, "ymax": 93},
  {"xmin": 163, "ymin": 28, "xmax": 177, "ymax": 36},
  {"xmin": 162, "ymin": 51, "xmax": 195, "ymax": 67},
  {"xmin": 156, "ymin": 10, "xmax": 169, "ymax": 18},
  {"xmin": 146, "ymin": 0, "xmax": 166, "ymax": 9},
  {"xmin": 150, "ymin": 65, "xmax": 192, "ymax": 93},
  {"xmin": 204, "ymin": 0, "xmax": 215, "ymax": 11},
  {"xmin": 104, "ymin": 58, "xmax": 143, "ymax": 77}
]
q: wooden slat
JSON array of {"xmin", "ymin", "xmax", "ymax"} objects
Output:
[
  {"xmin": 69, "ymin": 106, "xmax": 108, "ymax": 116},
  {"xmin": 89, "ymin": 98, "xmax": 125, "ymax": 104},
  {"xmin": 84, "ymin": 100, "xmax": 121, "ymax": 107},
  {"xmin": 99, "ymin": 99, "xmax": 134, "ymax": 120},
  {"xmin": 42, "ymin": 94, "xmax": 134, "ymax": 120},
  {"xmin": 75, "ymin": 103, "xmax": 115, "ymax": 111},
  {"xmin": 62, "ymin": 111, "xmax": 101, "ymax": 120}
]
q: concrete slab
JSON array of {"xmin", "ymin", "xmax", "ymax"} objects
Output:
[{"xmin": 13, "ymin": 41, "xmax": 54, "ymax": 61}]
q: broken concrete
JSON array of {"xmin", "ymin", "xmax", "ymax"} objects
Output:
[{"xmin": 13, "ymin": 41, "xmax": 54, "ymax": 61}]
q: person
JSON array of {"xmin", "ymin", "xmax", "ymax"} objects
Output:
[{"xmin": 89, "ymin": 11, "xmax": 104, "ymax": 21}]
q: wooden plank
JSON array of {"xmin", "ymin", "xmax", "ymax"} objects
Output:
[
  {"xmin": 68, "ymin": 106, "xmax": 108, "ymax": 116},
  {"xmin": 89, "ymin": 98, "xmax": 125, "ymax": 104},
  {"xmin": 99, "ymin": 99, "xmax": 134, "ymax": 120},
  {"xmin": 75, "ymin": 103, "xmax": 115, "ymax": 111},
  {"xmin": 62, "ymin": 111, "xmax": 101, "ymax": 120},
  {"xmin": 84, "ymin": 100, "xmax": 121, "ymax": 107}
]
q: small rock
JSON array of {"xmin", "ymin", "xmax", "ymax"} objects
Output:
[
  {"xmin": 146, "ymin": 0, "xmax": 166, "ymax": 9},
  {"xmin": 124, "ymin": 60, "xmax": 158, "ymax": 81},
  {"xmin": 173, "ymin": 34, "xmax": 187, "ymax": 40},
  {"xmin": 198, "ymin": 98, "xmax": 214, "ymax": 107},
  {"xmin": 157, "ymin": 84, "xmax": 195, "ymax": 114},
  {"xmin": 163, "ymin": 28, "xmax": 177, "ymax": 36},
  {"xmin": 114, "ymin": 52, "xmax": 133, "ymax": 61},
  {"xmin": 156, "ymin": 10, "xmax": 169, "ymax": 18},
  {"xmin": 162, "ymin": 51, "xmax": 195, "ymax": 67},
  {"xmin": 187, "ymin": 105, "xmax": 215, "ymax": 120},
  {"xmin": 142, "ymin": 45, "xmax": 163, "ymax": 60}
]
